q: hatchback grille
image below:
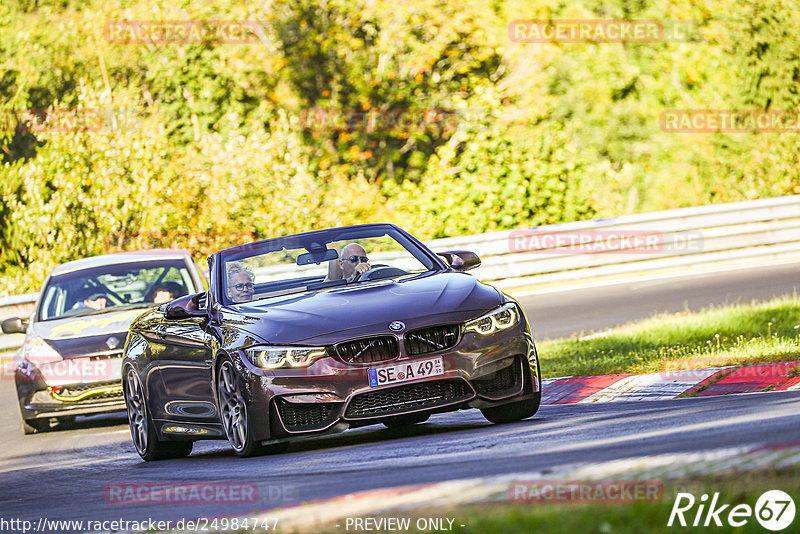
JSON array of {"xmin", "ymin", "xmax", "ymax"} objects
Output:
[
  {"xmin": 48, "ymin": 380, "xmax": 124, "ymax": 402},
  {"xmin": 345, "ymin": 379, "xmax": 473, "ymax": 419},
  {"xmin": 404, "ymin": 324, "xmax": 460, "ymax": 356},
  {"xmin": 276, "ymin": 399, "xmax": 337, "ymax": 431},
  {"xmin": 472, "ymin": 360, "xmax": 522, "ymax": 398},
  {"xmin": 334, "ymin": 336, "xmax": 398, "ymax": 364}
]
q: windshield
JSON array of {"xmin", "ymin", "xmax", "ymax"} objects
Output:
[
  {"xmin": 39, "ymin": 259, "xmax": 198, "ymax": 321},
  {"xmin": 219, "ymin": 226, "xmax": 439, "ymax": 306}
]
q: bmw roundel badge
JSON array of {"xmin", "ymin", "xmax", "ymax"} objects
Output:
[{"xmin": 388, "ymin": 321, "xmax": 405, "ymax": 332}]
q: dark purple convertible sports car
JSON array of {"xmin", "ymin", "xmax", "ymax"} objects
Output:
[{"xmin": 122, "ymin": 224, "xmax": 541, "ymax": 460}]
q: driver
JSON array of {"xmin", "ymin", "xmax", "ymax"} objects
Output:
[
  {"xmin": 73, "ymin": 291, "xmax": 107, "ymax": 310},
  {"xmin": 338, "ymin": 243, "xmax": 371, "ymax": 283},
  {"xmin": 226, "ymin": 262, "xmax": 255, "ymax": 303}
]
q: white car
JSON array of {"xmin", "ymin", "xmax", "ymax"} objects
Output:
[{"xmin": 1, "ymin": 250, "xmax": 205, "ymax": 434}]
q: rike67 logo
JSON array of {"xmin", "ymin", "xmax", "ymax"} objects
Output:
[{"xmin": 668, "ymin": 490, "xmax": 796, "ymax": 531}]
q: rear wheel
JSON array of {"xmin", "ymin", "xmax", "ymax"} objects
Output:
[
  {"xmin": 382, "ymin": 412, "xmax": 430, "ymax": 429},
  {"xmin": 124, "ymin": 367, "xmax": 193, "ymax": 461},
  {"xmin": 217, "ymin": 358, "xmax": 288, "ymax": 458}
]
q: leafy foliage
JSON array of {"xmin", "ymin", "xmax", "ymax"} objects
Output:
[{"xmin": 1, "ymin": 0, "xmax": 799, "ymax": 294}]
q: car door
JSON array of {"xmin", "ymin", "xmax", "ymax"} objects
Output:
[{"xmin": 152, "ymin": 314, "xmax": 217, "ymax": 424}]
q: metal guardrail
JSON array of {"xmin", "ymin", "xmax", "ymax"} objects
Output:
[
  {"xmin": 429, "ymin": 194, "xmax": 800, "ymax": 288},
  {"xmin": 1, "ymin": 195, "xmax": 798, "ymax": 352}
]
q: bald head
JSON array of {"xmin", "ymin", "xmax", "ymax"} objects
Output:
[{"xmin": 339, "ymin": 243, "xmax": 369, "ymax": 281}]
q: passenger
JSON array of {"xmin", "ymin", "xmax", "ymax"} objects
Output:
[
  {"xmin": 147, "ymin": 282, "xmax": 185, "ymax": 304},
  {"xmin": 338, "ymin": 243, "xmax": 371, "ymax": 283},
  {"xmin": 73, "ymin": 291, "xmax": 107, "ymax": 310},
  {"xmin": 226, "ymin": 262, "xmax": 255, "ymax": 303}
]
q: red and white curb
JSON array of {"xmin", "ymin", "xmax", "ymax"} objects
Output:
[
  {"xmin": 241, "ymin": 361, "xmax": 800, "ymax": 532},
  {"xmin": 541, "ymin": 360, "xmax": 800, "ymax": 405}
]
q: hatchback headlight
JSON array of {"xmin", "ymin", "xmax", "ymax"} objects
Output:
[
  {"xmin": 24, "ymin": 337, "xmax": 62, "ymax": 365},
  {"xmin": 465, "ymin": 303, "xmax": 520, "ymax": 336},
  {"xmin": 245, "ymin": 346, "xmax": 327, "ymax": 369}
]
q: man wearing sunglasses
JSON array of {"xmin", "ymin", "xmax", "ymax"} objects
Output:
[
  {"xmin": 226, "ymin": 262, "xmax": 255, "ymax": 303},
  {"xmin": 338, "ymin": 243, "xmax": 371, "ymax": 283}
]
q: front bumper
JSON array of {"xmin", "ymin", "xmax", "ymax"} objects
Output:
[
  {"xmin": 237, "ymin": 321, "xmax": 540, "ymax": 442},
  {"xmin": 16, "ymin": 356, "xmax": 126, "ymax": 420}
]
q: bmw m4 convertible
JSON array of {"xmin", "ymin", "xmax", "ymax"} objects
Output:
[{"xmin": 122, "ymin": 224, "xmax": 541, "ymax": 460}]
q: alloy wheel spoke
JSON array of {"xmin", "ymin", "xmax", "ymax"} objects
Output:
[{"xmin": 219, "ymin": 362, "xmax": 248, "ymax": 451}]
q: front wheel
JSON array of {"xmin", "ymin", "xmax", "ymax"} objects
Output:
[
  {"xmin": 480, "ymin": 393, "xmax": 541, "ymax": 424},
  {"xmin": 217, "ymin": 357, "xmax": 288, "ymax": 458},
  {"xmin": 124, "ymin": 366, "xmax": 193, "ymax": 461}
]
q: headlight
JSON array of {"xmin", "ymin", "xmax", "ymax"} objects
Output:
[
  {"xmin": 465, "ymin": 303, "xmax": 520, "ymax": 336},
  {"xmin": 23, "ymin": 337, "xmax": 62, "ymax": 365},
  {"xmin": 244, "ymin": 346, "xmax": 327, "ymax": 370}
]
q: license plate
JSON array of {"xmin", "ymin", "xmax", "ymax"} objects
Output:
[{"xmin": 368, "ymin": 357, "xmax": 444, "ymax": 387}]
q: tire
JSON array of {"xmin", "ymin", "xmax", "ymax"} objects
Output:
[
  {"xmin": 124, "ymin": 366, "xmax": 193, "ymax": 461},
  {"xmin": 480, "ymin": 393, "xmax": 541, "ymax": 424},
  {"xmin": 20, "ymin": 416, "xmax": 51, "ymax": 435},
  {"xmin": 217, "ymin": 357, "xmax": 288, "ymax": 458},
  {"xmin": 382, "ymin": 412, "xmax": 430, "ymax": 429}
]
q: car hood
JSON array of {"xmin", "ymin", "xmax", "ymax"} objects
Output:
[
  {"xmin": 31, "ymin": 308, "xmax": 149, "ymax": 358},
  {"xmin": 221, "ymin": 272, "xmax": 502, "ymax": 345}
]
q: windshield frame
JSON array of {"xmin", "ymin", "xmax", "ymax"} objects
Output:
[
  {"xmin": 35, "ymin": 257, "xmax": 201, "ymax": 322},
  {"xmin": 213, "ymin": 224, "xmax": 446, "ymax": 307}
]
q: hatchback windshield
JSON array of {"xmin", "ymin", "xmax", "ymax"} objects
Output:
[
  {"xmin": 39, "ymin": 259, "xmax": 198, "ymax": 321},
  {"xmin": 219, "ymin": 226, "xmax": 439, "ymax": 306}
]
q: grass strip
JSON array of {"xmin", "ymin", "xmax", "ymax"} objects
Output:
[
  {"xmin": 310, "ymin": 468, "xmax": 800, "ymax": 534},
  {"xmin": 537, "ymin": 295, "xmax": 800, "ymax": 378}
]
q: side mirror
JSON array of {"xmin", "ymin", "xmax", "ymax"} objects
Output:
[
  {"xmin": 164, "ymin": 293, "xmax": 209, "ymax": 320},
  {"xmin": 1, "ymin": 317, "xmax": 27, "ymax": 334},
  {"xmin": 437, "ymin": 250, "xmax": 481, "ymax": 272}
]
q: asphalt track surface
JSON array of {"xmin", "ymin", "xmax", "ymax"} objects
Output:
[
  {"xmin": 521, "ymin": 260, "xmax": 800, "ymax": 339},
  {"xmin": 0, "ymin": 261, "xmax": 798, "ymax": 531}
]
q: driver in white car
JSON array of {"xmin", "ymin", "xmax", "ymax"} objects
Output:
[{"xmin": 338, "ymin": 243, "xmax": 371, "ymax": 283}]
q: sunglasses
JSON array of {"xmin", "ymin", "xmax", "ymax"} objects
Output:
[
  {"xmin": 345, "ymin": 256, "xmax": 369, "ymax": 264},
  {"xmin": 232, "ymin": 282, "xmax": 254, "ymax": 291}
]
